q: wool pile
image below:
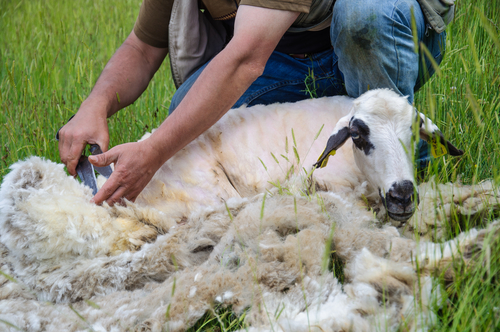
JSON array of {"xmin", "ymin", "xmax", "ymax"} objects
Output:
[{"xmin": 0, "ymin": 157, "xmax": 499, "ymax": 331}]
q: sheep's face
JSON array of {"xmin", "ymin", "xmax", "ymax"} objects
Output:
[
  {"xmin": 350, "ymin": 92, "xmax": 417, "ymax": 222},
  {"xmin": 315, "ymin": 89, "xmax": 463, "ymax": 222}
]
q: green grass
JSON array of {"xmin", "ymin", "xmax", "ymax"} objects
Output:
[
  {"xmin": 0, "ymin": 0, "xmax": 176, "ymax": 173},
  {"xmin": 1, "ymin": 0, "xmax": 500, "ymax": 331}
]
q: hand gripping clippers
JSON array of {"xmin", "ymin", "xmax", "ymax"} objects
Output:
[{"xmin": 56, "ymin": 116, "xmax": 113, "ymax": 195}]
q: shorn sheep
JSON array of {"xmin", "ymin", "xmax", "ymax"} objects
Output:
[{"xmin": 0, "ymin": 89, "xmax": 498, "ymax": 331}]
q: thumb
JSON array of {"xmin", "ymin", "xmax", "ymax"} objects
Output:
[
  {"xmin": 89, "ymin": 149, "xmax": 116, "ymax": 167},
  {"xmin": 96, "ymin": 137, "xmax": 110, "ymax": 153}
]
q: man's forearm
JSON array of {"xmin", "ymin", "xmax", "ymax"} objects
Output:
[
  {"xmin": 147, "ymin": 6, "xmax": 300, "ymax": 165},
  {"xmin": 148, "ymin": 45, "xmax": 263, "ymax": 163},
  {"xmin": 83, "ymin": 31, "xmax": 168, "ymax": 118}
]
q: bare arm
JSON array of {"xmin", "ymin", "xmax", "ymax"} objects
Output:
[
  {"xmin": 58, "ymin": 31, "xmax": 168, "ymax": 175},
  {"xmin": 90, "ymin": 5, "xmax": 300, "ymax": 205},
  {"xmin": 149, "ymin": 6, "xmax": 300, "ymax": 165}
]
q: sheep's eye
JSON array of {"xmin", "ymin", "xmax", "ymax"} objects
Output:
[{"xmin": 351, "ymin": 133, "xmax": 360, "ymax": 140}]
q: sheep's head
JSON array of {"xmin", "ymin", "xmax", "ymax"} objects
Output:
[{"xmin": 315, "ymin": 89, "xmax": 463, "ymax": 222}]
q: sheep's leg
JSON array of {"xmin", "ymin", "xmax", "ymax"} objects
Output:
[
  {"xmin": 339, "ymin": 216, "xmax": 500, "ymax": 282},
  {"xmin": 391, "ymin": 180, "xmax": 500, "ymax": 279},
  {"xmin": 400, "ymin": 180, "xmax": 500, "ymax": 241},
  {"xmin": 409, "ymin": 220, "xmax": 500, "ymax": 281}
]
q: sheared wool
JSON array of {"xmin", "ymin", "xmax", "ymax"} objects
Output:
[{"xmin": 0, "ymin": 157, "xmax": 498, "ymax": 331}]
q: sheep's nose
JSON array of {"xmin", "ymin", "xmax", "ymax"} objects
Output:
[
  {"xmin": 387, "ymin": 180, "xmax": 418, "ymax": 206},
  {"xmin": 382, "ymin": 180, "xmax": 419, "ymax": 222}
]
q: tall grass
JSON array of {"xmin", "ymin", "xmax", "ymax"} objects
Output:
[
  {"xmin": 415, "ymin": 2, "xmax": 500, "ymax": 186},
  {"xmin": 1, "ymin": 0, "xmax": 499, "ymax": 331},
  {"xmin": 0, "ymin": 0, "xmax": 176, "ymax": 177}
]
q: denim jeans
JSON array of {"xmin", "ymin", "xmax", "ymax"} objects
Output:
[{"xmin": 169, "ymin": 0, "xmax": 446, "ymax": 166}]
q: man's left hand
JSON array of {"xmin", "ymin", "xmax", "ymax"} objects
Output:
[{"xmin": 89, "ymin": 139, "xmax": 162, "ymax": 205}]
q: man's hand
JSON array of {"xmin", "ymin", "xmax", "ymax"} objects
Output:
[
  {"xmin": 58, "ymin": 30, "xmax": 167, "ymax": 177},
  {"xmin": 58, "ymin": 103, "xmax": 109, "ymax": 176},
  {"xmin": 89, "ymin": 139, "xmax": 162, "ymax": 205}
]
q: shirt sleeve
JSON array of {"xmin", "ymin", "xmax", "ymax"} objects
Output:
[
  {"xmin": 133, "ymin": 0, "xmax": 173, "ymax": 48},
  {"xmin": 239, "ymin": 0, "xmax": 312, "ymax": 14}
]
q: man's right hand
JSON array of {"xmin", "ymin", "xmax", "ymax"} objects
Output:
[
  {"xmin": 58, "ymin": 101, "xmax": 109, "ymax": 176},
  {"xmin": 57, "ymin": 30, "xmax": 168, "ymax": 177}
]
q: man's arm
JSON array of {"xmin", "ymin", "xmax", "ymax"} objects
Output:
[
  {"xmin": 90, "ymin": 5, "xmax": 300, "ymax": 205},
  {"xmin": 58, "ymin": 31, "xmax": 168, "ymax": 176}
]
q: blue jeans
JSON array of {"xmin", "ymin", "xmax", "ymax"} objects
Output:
[{"xmin": 169, "ymin": 0, "xmax": 445, "ymax": 165}]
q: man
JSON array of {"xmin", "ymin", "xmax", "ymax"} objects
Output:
[{"xmin": 57, "ymin": 0, "xmax": 454, "ymax": 206}]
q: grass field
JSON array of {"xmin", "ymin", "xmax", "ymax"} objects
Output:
[{"xmin": 1, "ymin": 0, "xmax": 499, "ymax": 331}]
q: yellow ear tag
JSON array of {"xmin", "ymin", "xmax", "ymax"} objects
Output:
[
  {"xmin": 317, "ymin": 149, "xmax": 337, "ymax": 168},
  {"xmin": 430, "ymin": 138, "xmax": 447, "ymax": 158}
]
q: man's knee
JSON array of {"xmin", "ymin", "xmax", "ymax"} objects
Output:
[{"xmin": 332, "ymin": 0, "xmax": 424, "ymax": 49}]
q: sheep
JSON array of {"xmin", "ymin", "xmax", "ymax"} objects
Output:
[
  {"xmin": 0, "ymin": 89, "xmax": 497, "ymax": 332},
  {"xmin": 133, "ymin": 88, "xmax": 461, "ymax": 221}
]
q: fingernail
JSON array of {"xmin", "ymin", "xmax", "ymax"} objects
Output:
[{"xmin": 90, "ymin": 198, "xmax": 95, "ymax": 204}]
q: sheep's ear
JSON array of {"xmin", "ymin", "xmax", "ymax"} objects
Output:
[
  {"xmin": 417, "ymin": 112, "xmax": 464, "ymax": 157},
  {"xmin": 314, "ymin": 115, "xmax": 351, "ymax": 168}
]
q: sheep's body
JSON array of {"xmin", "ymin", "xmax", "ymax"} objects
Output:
[
  {"xmin": 0, "ymin": 91, "xmax": 499, "ymax": 331},
  {"xmin": 136, "ymin": 95, "xmax": 363, "ymax": 216}
]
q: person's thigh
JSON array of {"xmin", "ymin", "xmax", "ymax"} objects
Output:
[
  {"xmin": 233, "ymin": 48, "xmax": 346, "ymax": 108},
  {"xmin": 331, "ymin": 0, "xmax": 445, "ymax": 103},
  {"xmin": 169, "ymin": 48, "xmax": 346, "ymax": 113}
]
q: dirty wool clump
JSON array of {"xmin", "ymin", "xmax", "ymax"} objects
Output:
[{"xmin": 0, "ymin": 157, "xmax": 499, "ymax": 332}]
